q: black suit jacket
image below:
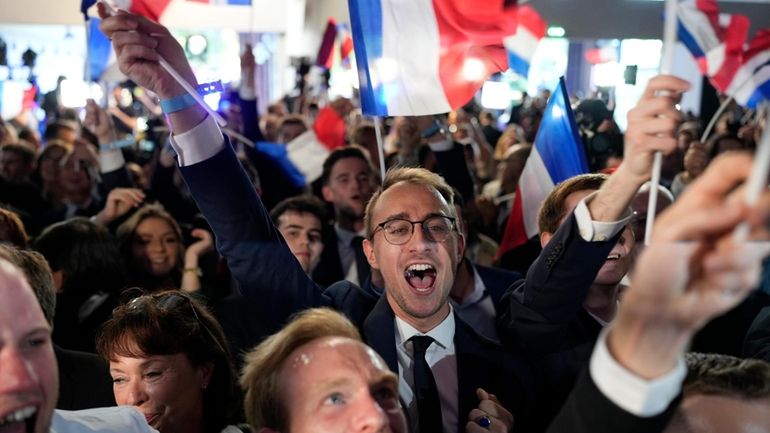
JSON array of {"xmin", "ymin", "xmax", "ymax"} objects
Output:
[
  {"xmin": 55, "ymin": 345, "xmax": 116, "ymax": 410},
  {"xmin": 546, "ymin": 369, "xmax": 680, "ymax": 433},
  {"xmin": 180, "ymin": 145, "xmax": 535, "ymax": 432},
  {"xmin": 312, "ymin": 229, "xmax": 346, "ymax": 287}
]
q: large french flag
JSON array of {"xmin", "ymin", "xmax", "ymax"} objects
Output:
[
  {"xmin": 348, "ymin": 0, "xmax": 520, "ymax": 116},
  {"xmin": 503, "ymin": 5, "xmax": 546, "ymax": 79},
  {"xmin": 725, "ymin": 30, "xmax": 770, "ymax": 109},
  {"xmin": 497, "ymin": 77, "xmax": 588, "ymax": 256},
  {"xmin": 676, "ymin": 0, "xmax": 749, "ymax": 92}
]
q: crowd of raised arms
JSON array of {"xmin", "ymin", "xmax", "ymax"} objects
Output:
[{"xmin": 1, "ymin": 5, "xmax": 770, "ymax": 433}]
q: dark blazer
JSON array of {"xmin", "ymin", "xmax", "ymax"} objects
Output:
[
  {"xmin": 546, "ymin": 369, "xmax": 680, "ymax": 433},
  {"xmin": 474, "ymin": 263, "xmax": 522, "ymax": 306},
  {"xmin": 55, "ymin": 345, "xmax": 116, "ymax": 410},
  {"xmin": 312, "ymin": 229, "xmax": 346, "ymax": 287},
  {"xmin": 496, "ymin": 215, "xmax": 620, "ymax": 425},
  {"xmin": 743, "ymin": 305, "xmax": 770, "ymax": 361},
  {"xmin": 180, "ymin": 145, "xmax": 535, "ymax": 432}
]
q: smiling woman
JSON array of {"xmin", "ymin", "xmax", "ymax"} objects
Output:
[{"xmin": 96, "ymin": 290, "xmax": 241, "ymax": 433}]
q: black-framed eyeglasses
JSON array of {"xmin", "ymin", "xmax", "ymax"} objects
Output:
[
  {"xmin": 373, "ymin": 216, "xmax": 456, "ymax": 245},
  {"xmin": 127, "ymin": 292, "xmax": 227, "ymax": 356}
]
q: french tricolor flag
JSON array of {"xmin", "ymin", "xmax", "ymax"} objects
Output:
[
  {"xmin": 503, "ymin": 5, "xmax": 546, "ymax": 79},
  {"xmin": 497, "ymin": 77, "xmax": 588, "ymax": 256},
  {"xmin": 348, "ymin": 0, "xmax": 520, "ymax": 116},
  {"xmin": 676, "ymin": 0, "xmax": 749, "ymax": 92},
  {"xmin": 725, "ymin": 30, "xmax": 770, "ymax": 109}
]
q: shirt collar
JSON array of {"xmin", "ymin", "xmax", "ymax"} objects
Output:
[
  {"xmin": 335, "ymin": 223, "xmax": 365, "ymax": 244},
  {"xmin": 395, "ymin": 306, "xmax": 455, "ymax": 350}
]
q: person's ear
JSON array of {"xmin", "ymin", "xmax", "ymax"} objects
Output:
[
  {"xmin": 321, "ymin": 185, "xmax": 334, "ymax": 202},
  {"xmin": 540, "ymin": 231, "xmax": 553, "ymax": 248},
  {"xmin": 197, "ymin": 362, "xmax": 215, "ymax": 390},
  {"xmin": 363, "ymin": 238, "xmax": 379, "ymax": 270}
]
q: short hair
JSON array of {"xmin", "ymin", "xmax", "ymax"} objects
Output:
[
  {"xmin": 32, "ymin": 217, "xmax": 126, "ymax": 297},
  {"xmin": 320, "ymin": 145, "xmax": 372, "ymax": 186},
  {"xmin": 277, "ymin": 115, "xmax": 307, "ymax": 136},
  {"xmin": 364, "ymin": 167, "xmax": 456, "ymax": 239},
  {"xmin": 240, "ymin": 308, "xmax": 361, "ymax": 432},
  {"xmin": 352, "ymin": 123, "xmax": 376, "ymax": 145},
  {"xmin": 537, "ymin": 173, "xmax": 608, "ymax": 234},
  {"xmin": 0, "ymin": 245, "xmax": 56, "ymax": 326},
  {"xmin": 683, "ymin": 353, "xmax": 770, "ymax": 399},
  {"xmin": 1, "ymin": 143, "xmax": 36, "ymax": 165},
  {"xmin": 0, "ymin": 207, "xmax": 29, "ymax": 247},
  {"xmin": 43, "ymin": 120, "xmax": 77, "ymax": 142},
  {"xmin": 97, "ymin": 290, "xmax": 235, "ymax": 433},
  {"xmin": 270, "ymin": 195, "xmax": 327, "ymax": 226}
]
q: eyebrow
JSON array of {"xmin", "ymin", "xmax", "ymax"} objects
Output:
[
  {"xmin": 24, "ymin": 326, "xmax": 52, "ymax": 340},
  {"xmin": 380, "ymin": 211, "xmax": 448, "ymax": 222},
  {"xmin": 312, "ymin": 377, "xmax": 354, "ymax": 394}
]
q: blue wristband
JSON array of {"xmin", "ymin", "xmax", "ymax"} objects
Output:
[{"xmin": 160, "ymin": 93, "xmax": 198, "ymax": 114}]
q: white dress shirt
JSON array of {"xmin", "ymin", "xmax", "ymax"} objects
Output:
[
  {"xmin": 395, "ymin": 311, "xmax": 458, "ymax": 433},
  {"xmin": 51, "ymin": 407, "xmax": 157, "ymax": 433},
  {"xmin": 449, "ymin": 266, "xmax": 499, "ymax": 343}
]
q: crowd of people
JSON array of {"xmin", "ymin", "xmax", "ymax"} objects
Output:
[{"xmin": 1, "ymin": 5, "xmax": 770, "ymax": 433}]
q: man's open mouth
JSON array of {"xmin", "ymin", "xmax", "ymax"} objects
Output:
[
  {"xmin": 0, "ymin": 406, "xmax": 38, "ymax": 433},
  {"xmin": 405, "ymin": 263, "xmax": 437, "ymax": 292}
]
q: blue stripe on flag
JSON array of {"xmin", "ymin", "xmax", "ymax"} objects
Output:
[
  {"xmin": 677, "ymin": 21, "xmax": 706, "ymax": 58},
  {"xmin": 81, "ymin": 0, "xmax": 97, "ymax": 20},
  {"xmin": 348, "ymin": 0, "xmax": 386, "ymax": 116},
  {"xmin": 534, "ymin": 77, "xmax": 589, "ymax": 183},
  {"xmin": 745, "ymin": 74, "xmax": 770, "ymax": 109},
  {"xmin": 87, "ymin": 19, "xmax": 112, "ymax": 82},
  {"xmin": 227, "ymin": 0, "xmax": 251, "ymax": 4},
  {"xmin": 506, "ymin": 51, "xmax": 530, "ymax": 78}
]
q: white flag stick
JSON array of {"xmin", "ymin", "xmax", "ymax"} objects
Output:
[
  {"xmin": 733, "ymin": 119, "xmax": 770, "ymax": 242},
  {"xmin": 373, "ymin": 116, "xmax": 387, "ymax": 182},
  {"xmin": 644, "ymin": 0, "xmax": 679, "ymax": 246}
]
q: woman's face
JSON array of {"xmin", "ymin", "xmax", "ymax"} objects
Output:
[
  {"xmin": 131, "ymin": 217, "xmax": 180, "ymax": 277},
  {"xmin": 110, "ymin": 349, "xmax": 212, "ymax": 433},
  {"xmin": 40, "ymin": 147, "xmax": 66, "ymax": 184}
]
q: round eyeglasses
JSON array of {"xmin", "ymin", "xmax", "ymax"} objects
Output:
[{"xmin": 373, "ymin": 216, "xmax": 456, "ymax": 245}]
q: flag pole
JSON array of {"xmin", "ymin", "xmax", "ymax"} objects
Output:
[
  {"xmin": 373, "ymin": 116, "xmax": 387, "ymax": 182},
  {"xmin": 644, "ymin": 0, "xmax": 678, "ymax": 246},
  {"xmin": 700, "ymin": 95, "xmax": 733, "ymax": 143},
  {"xmin": 733, "ymin": 114, "xmax": 770, "ymax": 241},
  {"xmin": 84, "ymin": 20, "xmax": 92, "ymax": 84}
]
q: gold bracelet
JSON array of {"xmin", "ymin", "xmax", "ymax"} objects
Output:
[{"xmin": 183, "ymin": 267, "xmax": 202, "ymax": 277}]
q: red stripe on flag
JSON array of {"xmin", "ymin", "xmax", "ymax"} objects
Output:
[
  {"xmin": 432, "ymin": 0, "xmax": 519, "ymax": 108},
  {"xmin": 497, "ymin": 186, "xmax": 530, "ymax": 259},
  {"xmin": 316, "ymin": 19, "xmax": 338, "ymax": 69},
  {"xmin": 129, "ymin": 0, "xmax": 172, "ymax": 22}
]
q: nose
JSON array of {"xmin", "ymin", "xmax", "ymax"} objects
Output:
[
  {"xmin": 0, "ymin": 347, "xmax": 38, "ymax": 394},
  {"xmin": 149, "ymin": 239, "xmax": 166, "ymax": 253},
  {"xmin": 406, "ymin": 222, "xmax": 434, "ymax": 252},
  {"xmin": 121, "ymin": 379, "xmax": 149, "ymax": 407},
  {"xmin": 351, "ymin": 394, "xmax": 389, "ymax": 432}
]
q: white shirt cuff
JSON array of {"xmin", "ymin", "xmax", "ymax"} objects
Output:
[
  {"xmin": 573, "ymin": 191, "xmax": 633, "ymax": 241},
  {"xmin": 427, "ymin": 138, "xmax": 453, "ymax": 152},
  {"xmin": 239, "ymin": 83, "xmax": 256, "ymax": 100},
  {"xmin": 589, "ymin": 329, "xmax": 686, "ymax": 417},
  {"xmin": 169, "ymin": 115, "xmax": 225, "ymax": 167},
  {"xmin": 98, "ymin": 149, "xmax": 125, "ymax": 173}
]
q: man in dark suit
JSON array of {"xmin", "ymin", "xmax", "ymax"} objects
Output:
[
  {"xmin": 100, "ymin": 12, "xmax": 533, "ymax": 432},
  {"xmin": 497, "ymin": 75, "xmax": 692, "ymax": 422},
  {"xmin": 312, "ymin": 147, "xmax": 377, "ymax": 288},
  {"xmin": 548, "ymin": 151, "xmax": 770, "ymax": 433}
]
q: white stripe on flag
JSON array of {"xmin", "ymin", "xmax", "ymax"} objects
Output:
[
  {"xmin": 503, "ymin": 28, "xmax": 540, "ymax": 63},
  {"xmin": 378, "ymin": 0, "xmax": 451, "ymax": 115},
  {"xmin": 726, "ymin": 50, "xmax": 770, "ymax": 95},
  {"xmin": 733, "ymin": 65, "xmax": 770, "ymax": 106},
  {"xmin": 286, "ymin": 130, "xmax": 330, "ymax": 183},
  {"xmin": 519, "ymin": 149, "xmax": 556, "ymax": 238}
]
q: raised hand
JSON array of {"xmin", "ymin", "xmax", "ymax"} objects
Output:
[
  {"xmin": 608, "ymin": 152, "xmax": 770, "ymax": 379},
  {"xmin": 84, "ymin": 99, "xmax": 118, "ymax": 146},
  {"xmin": 93, "ymin": 187, "xmax": 145, "ymax": 226}
]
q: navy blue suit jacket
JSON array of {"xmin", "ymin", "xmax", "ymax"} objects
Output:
[{"xmin": 180, "ymin": 145, "xmax": 535, "ymax": 432}]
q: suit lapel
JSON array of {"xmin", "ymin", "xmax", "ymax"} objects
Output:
[
  {"xmin": 454, "ymin": 313, "xmax": 492, "ymax": 431},
  {"xmin": 362, "ymin": 295, "xmax": 399, "ymax": 373}
]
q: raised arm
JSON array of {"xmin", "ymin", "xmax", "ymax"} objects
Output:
[{"xmin": 98, "ymin": 5, "xmax": 323, "ymax": 327}]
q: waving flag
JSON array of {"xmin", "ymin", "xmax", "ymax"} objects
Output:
[
  {"xmin": 348, "ymin": 0, "xmax": 520, "ymax": 116},
  {"xmin": 725, "ymin": 30, "xmax": 770, "ymax": 109},
  {"xmin": 81, "ymin": 0, "xmax": 97, "ymax": 20},
  {"xmin": 497, "ymin": 77, "xmax": 588, "ymax": 256},
  {"xmin": 503, "ymin": 5, "xmax": 546, "ymax": 79},
  {"xmin": 676, "ymin": 0, "xmax": 749, "ymax": 92}
]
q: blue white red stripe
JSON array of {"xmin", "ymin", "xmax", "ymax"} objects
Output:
[
  {"xmin": 725, "ymin": 30, "xmax": 770, "ymax": 109},
  {"xmin": 348, "ymin": 0, "xmax": 519, "ymax": 116},
  {"xmin": 498, "ymin": 78, "xmax": 588, "ymax": 255},
  {"xmin": 676, "ymin": 0, "xmax": 748, "ymax": 92},
  {"xmin": 503, "ymin": 6, "xmax": 546, "ymax": 79}
]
